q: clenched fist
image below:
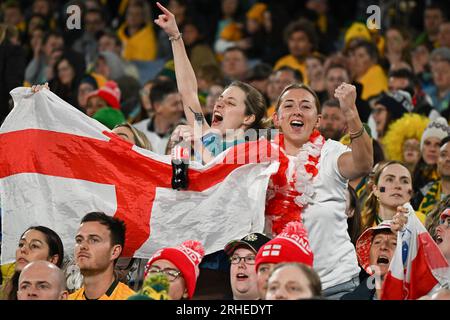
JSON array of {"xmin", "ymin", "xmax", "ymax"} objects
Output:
[{"xmin": 334, "ymin": 83, "xmax": 357, "ymax": 117}]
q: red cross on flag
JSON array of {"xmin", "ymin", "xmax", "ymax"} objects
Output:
[{"xmin": 0, "ymin": 88, "xmax": 279, "ymax": 264}]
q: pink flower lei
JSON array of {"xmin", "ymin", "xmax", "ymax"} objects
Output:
[{"xmin": 265, "ymin": 129, "xmax": 325, "ymax": 236}]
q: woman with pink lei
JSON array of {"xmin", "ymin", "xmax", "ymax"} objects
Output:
[{"xmin": 266, "ymin": 82, "xmax": 373, "ymax": 299}]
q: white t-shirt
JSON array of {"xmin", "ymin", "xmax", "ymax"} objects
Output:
[
  {"xmin": 301, "ymin": 139, "xmax": 360, "ymax": 290},
  {"xmin": 134, "ymin": 119, "xmax": 170, "ymax": 155}
]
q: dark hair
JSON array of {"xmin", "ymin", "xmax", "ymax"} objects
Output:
[
  {"xmin": 372, "ymin": 228, "xmax": 395, "ymax": 243},
  {"xmin": 325, "ymin": 63, "xmax": 350, "ymax": 78},
  {"xmin": 347, "ymin": 185, "xmax": 362, "ymax": 245},
  {"xmin": 224, "ymin": 46, "xmax": 248, "ymax": 60},
  {"xmin": 5, "ymin": 226, "xmax": 64, "ymax": 300},
  {"xmin": 20, "ymin": 226, "xmax": 65, "ymax": 267},
  {"xmin": 97, "ymin": 30, "xmax": 122, "ymax": 48},
  {"xmin": 425, "ymin": 3, "xmax": 447, "ymax": 20},
  {"xmin": 26, "ymin": 13, "xmax": 50, "ymax": 36},
  {"xmin": 149, "ymin": 79, "xmax": 178, "ymax": 105},
  {"xmin": 227, "ymin": 81, "xmax": 267, "ymax": 130},
  {"xmin": 388, "ymin": 68, "xmax": 417, "ymax": 96},
  {"xmin": 351, "ymin": 39, "xmax": 379, "ymax": 62},
  {"xmin": 440, "ymin": 135, "xmax": 450, "ymax": 147},
  {"xmin": 81, "ymin": 212, "xmax": 126, "ymax": 249},
  {"xmin": 268, "ymin": 263, "xmax": 322, "ymax": 298},
  {"xmin": 322, "ymin": 98, "xmax": 340, "ymax": 109},
  {"xmin": 246, "ymin": 63, "xmax": 273, "ymax": 82},
  {"xmin": 276, "ymin": 66, "xmax": 303, "ymax": 83},
  {"xmin": 388, "ymin": 68, "xmax": 415, "ymax": 82},
  {"xmin": 43, "ymin": 30, "xmax": 63, "ymax": 45},
  {"xmin": 275, "ymin": 83, "xmax": 321, "ymax": 114},
  {"xmin": 84, "ymin": 8, "xmax": 105, "ymax": 22},
  {"xmin": 2, "ymin": 1, "xmax": 22, "ymax": 11},
  {"xmin": 372, "ymin": 139, "xmax": 386, "ymax": 166},
  {"xmin": 284, "ymin": 19, "xmax": 318, "ymax": 52}
]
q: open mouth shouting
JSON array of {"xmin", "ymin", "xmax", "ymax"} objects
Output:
[
  {"xmin": 435, "ymin": 233, "xmax": 443, "ymax": 245},
  {"xmin": 289, "ymin": 119, "xmax": 304, "ymax": 132},
  {"xmin": 376, "ymin": 255, "xmax": 390, "ymax": 266},
  {"xmin": 236, "ymin": 272, "xmax": 249, "ymax": 281},
  {"xmin": 212, "ymin": 111, "xmax": 223, "ymax": 126}
]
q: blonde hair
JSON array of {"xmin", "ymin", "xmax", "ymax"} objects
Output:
[
  {"xmin": 114, "ymin": 123, "xmax": 152, "ymax": 150},
  {"xmin": 382, "ymin": 113, "xmax": 429, "ymax": 161}
]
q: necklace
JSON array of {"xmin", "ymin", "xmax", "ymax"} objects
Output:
[{"xmin": 266, "ymin": 130, "xmax": 325, "ymax": 236}]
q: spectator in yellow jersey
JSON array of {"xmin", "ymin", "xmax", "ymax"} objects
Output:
[
  {"xmin": 348, "ymin": 40, "xmax": 388, "ymax": 101},
  {"xmin": 274, "ymin": 19, "xmax": 318, "ymax": 84},
  {"xmin": 69, "ymin": 212, "xmax": 135, "ymax": 300},
  {"xmin": 117, "ymin": 0, "xmax": 158, "ymax": 61}
]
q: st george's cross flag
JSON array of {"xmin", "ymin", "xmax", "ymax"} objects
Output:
[
  {"xmin": 381, "ymin": 204, "xmax": 450, "ymax": 299},
  {"xmin": 0, "ymin": 87, "xmax": 279, "ymax": 264}
]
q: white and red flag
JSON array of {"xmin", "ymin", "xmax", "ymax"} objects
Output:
[
  {"xmin": 0, "ymin": 88, "xmax": 279, "ymax": 264},
  {"xmin": 381, "ymin": 204, "xmax": 450, "ymax": 299}
]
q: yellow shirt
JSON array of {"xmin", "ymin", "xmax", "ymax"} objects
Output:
[
  {"xmin": 274, "ymin": 55, "xmax": 309, "ymax": 85},
  {"xmin": 357, "ymin": 64, "xmax": 387, "ymax": 100},
  {"xmin": 69, "ymin": 280, "xmax": 135, "ymax": 300},
  {"xmin": 117, "ymin": 24, "xmax": 157, "ymax": 61}
]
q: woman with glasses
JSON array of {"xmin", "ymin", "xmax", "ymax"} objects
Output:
[
  {"xmin": 144, "ymin": 240, "xmax": 205, "ymax": 300},
  {"xmin": 370, "ymin": 90, "xmax": 413, "ymax": 143}
]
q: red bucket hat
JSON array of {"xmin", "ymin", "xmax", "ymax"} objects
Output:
[{"xmin": 356, "ymin": 221, "xmax": 393, "ymax": 274}]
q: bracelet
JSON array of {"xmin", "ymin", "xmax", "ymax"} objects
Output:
[
  {"xmin": 349, "ymin": 125, "xmax": 365, "ymax": 141},
  {"xmin": 169, "ymin": 33, "xmax": 182, "ymax": 41}
]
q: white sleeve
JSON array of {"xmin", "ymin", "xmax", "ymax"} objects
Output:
[{"xmin": 320, "ymin": 140, "xmax": 350, "ymax": 184}]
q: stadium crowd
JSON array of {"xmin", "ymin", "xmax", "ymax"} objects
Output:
[{"xmin": 1, "ymin": 0, "xmax": 450, "ymax": 300}]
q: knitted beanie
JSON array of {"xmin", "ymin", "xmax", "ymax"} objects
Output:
[
  {"xmin": 92, "ymin": 107, "xmax": 125, "ymax": 129},
  {"xmin": 375, "ymin": 90, "xmax": 413, "ymax": 123},
  {"xmin": 87, "ymin": 80, "xmax": 121, "ymax": 110},
  {"xmin": 420, "ymin": 117, "xmax": 450, "ymax": 151},
  {"xmin": 145, "ymin": 240, "xmax": 205, "ymax": 299},
  {"xmin": 255, "ymin": 221, "xmax": 313, "ymax": 272}
]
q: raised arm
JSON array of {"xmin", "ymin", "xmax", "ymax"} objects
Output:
[
  {"xmin": 154, "ymin": 2, "xmax": 210, "ymax": 131},
  {"xmin": 335, "ymin": 83, "xmax": 373, "ymax": 180}
]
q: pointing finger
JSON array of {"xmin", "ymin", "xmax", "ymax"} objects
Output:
[{"xmin": 156, "ymin": 2, "xmax": 171, "ymax": 15}]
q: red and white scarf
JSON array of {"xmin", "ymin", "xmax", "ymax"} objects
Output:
[{"xmin": 265, "ymin": 129, "xmax": 325, "ymax": 236}]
